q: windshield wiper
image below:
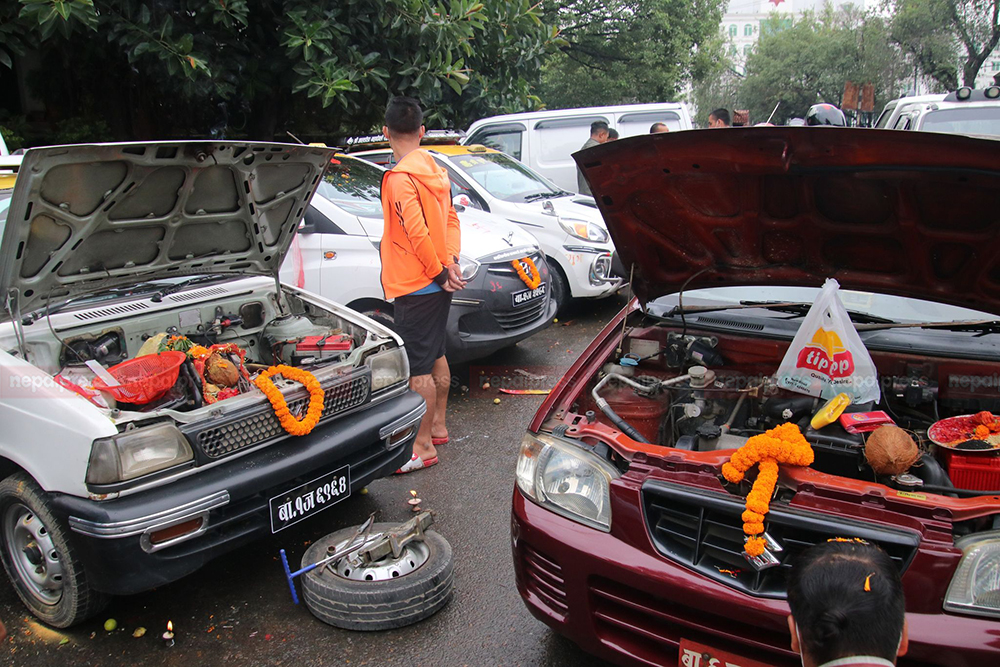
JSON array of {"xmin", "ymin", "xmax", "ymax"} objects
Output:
[
  {"xmin": 855, "ymin": 319, "xmax": 1000, "ymax": 333},
  {"xmin": 150, "ymin": 275, "xmax": 229, "ymax": 302},
  {"xmin": 523, "ymin": 191, "xmax": 567, "ymax": 202},
  {"xmin": 666, "ymin": 300, "xmax": 896, "ymax": 325}
]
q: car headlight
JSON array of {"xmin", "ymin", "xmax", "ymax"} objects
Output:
[
  {"xmin": 515, "ymin": 432, "xmax": 619, "ymax": 531},
  {"xmin": 366, "ymin": 346, "xmax": 409, "ymax": 392},
  {"xmin": 558, "ymin": 217, "xmax": 609, "ymax": 244},
  {"xmin": 944, "ymin": 531, "xmax": 1000, "ymax": 619},
  {"xmin": 87, "ymin": 423, "xmax": 193, "ymax": 485},
  {"xmin": 458, "ymin": 255, "xmax": 480, "ymax": 281}
]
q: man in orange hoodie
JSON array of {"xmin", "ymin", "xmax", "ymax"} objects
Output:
[{"xmin": 380, "ymin": 96, "xmax": 464, "ymax": 473}]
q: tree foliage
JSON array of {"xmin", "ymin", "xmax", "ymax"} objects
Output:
[
  {"xmin": 735, "ymin": 7, "xmax": 909, "ymax": 124},
  {"xmin": 0, "ymin": 0, "xmax": 555, "ymax": 142},
  {"xmin": 536, "ymin": 0, "xmax": 726, "ymax": 109},
  {"xmin": 891, "ymin": 0, "xmax": 1000, "ymax": 89}
]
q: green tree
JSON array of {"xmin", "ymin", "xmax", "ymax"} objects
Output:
[
  {"xmin": 690, "ymin": 34, "xmax": 742, "ymax": 126},
  {"xmin": 536, "ymin": 0, "xmax": 727, "ymax": 109},
  {"xmin": 1, "ymin": 0, "xmax": 555, "ymax": 143},
  {"xmin": 891, "ymin": 0, "xmax": 1000, "ymax": 89},
  {"xmin": 738, "ymin": 7, "xmax": 909, "ymax": 124}
]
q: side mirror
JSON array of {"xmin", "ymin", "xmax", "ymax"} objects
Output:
[{"xmin": 453, "ymin": 194, "xmax": 473, "ymax": 208}]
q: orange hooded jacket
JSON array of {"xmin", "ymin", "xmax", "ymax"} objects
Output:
[{"xmin": 380, "ymin": 150, "xmax": 462, "ymax": 300}]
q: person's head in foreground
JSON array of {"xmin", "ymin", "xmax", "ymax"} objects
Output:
[
  {"xmin": 383, "ymin": 96, "xmax": 425, "ymax": 158},
  {"xmin": 649, "ymin": 122, "xmax": 669, "ymax": 133},
  {"xmin": 590, "ymin": 120, "xmax": 610, "ymax": 142},
  {"xmin": 787, "ymin": 540, "xmax": 908, "ymax": 667},
  {"xmin": 707, "ymin": 108, "xmax": 730, "ymax": 128},
  {"xmin": 607, "ymin": 128, "xmax": 619, "ymax": 141}
]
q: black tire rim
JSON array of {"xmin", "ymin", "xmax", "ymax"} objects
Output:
[{"xmin": 3, "ymin": 502, "xmax": 63, "ymax": 605}]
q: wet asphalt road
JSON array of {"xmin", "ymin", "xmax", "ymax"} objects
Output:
[{"xmin": 0, "ymin": 294, "xmax": 628, "ymax": 667}]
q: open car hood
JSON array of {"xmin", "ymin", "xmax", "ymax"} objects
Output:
[
  {"xmin": 576, "ymin": 128, "xmax": 1000, "ymax": 313},
  {"xmin": 1, "ymin": 141, "xmax": 334, "ymax": 316}
]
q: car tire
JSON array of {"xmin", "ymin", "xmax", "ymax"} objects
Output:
[
  {"xmin": 0, "ymin": 473, "xmax": 109, "ymax": 628},
  {"xmin": 359, "ymin": 304, "xmax": 396, "ymax": 332},
  {"xmin": 549, "ymin": 263, "xmax": 571, "ymax": 316},
  {"xmin": 300, "ymin": 522, "xmax": 454, "ymax": 631}
]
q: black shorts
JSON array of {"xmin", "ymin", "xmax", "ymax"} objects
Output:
[{"xmin": 393, "ymin": 290, "xmax": 452, "ymax": 376}]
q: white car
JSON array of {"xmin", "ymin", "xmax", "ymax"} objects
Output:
[
  {"xmin": 353, "ymin": 144, "xmax": 623, "ymax": 312},
  {"xmin": 462, "ymin": 103, "xmax": 693, "ymax": 193},
  {"xmin": 885, "ymin": 86, "xmax": 1000, "ymax": 136},
  {"xmin": 0, "ymin": 142, "xmax": 424, "ymax": 626},
  {"xmin": 280, "ymin": 155, "xmax": 556, "ymax": 364}
]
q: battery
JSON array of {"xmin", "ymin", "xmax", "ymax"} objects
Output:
[{"xmin": 292, "ymin": 334, "xmax": 353, "ymax": 365}]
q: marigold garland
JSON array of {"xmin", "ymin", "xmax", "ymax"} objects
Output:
[
  {"xmin": 511, "ymin": 257, "xmax": 542, "ymax": 290},
  {"xmin": 721, "ymin": 422, "xmax": 814, "ymax": 557},
  {"xmin": 253, "ymin": 365, "xmax": 325, "ymax": 436}
]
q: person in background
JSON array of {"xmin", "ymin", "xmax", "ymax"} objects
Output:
[
  {"xmin": 787, "ymin": 540, "xmax": 909, "ymax": 667},
  {"xmin": 380, "ymin": 96, "xmax": 465, "ymax": 474},
  {"xmin": 577, "ymin": 120, "xmax": 609, "ymax": 195},
  {"xmin": 708, "ymin": 108, "xmax": 731, "ymax": 128},
  {"xmin": 607, "ymin": 128, "xmax": 619, "ymax": 141},
  {"xmin": 650, "ymin": 122, "xmax": 670, "ymax": 133}
]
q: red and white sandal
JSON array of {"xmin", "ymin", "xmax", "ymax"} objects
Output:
[
  {"xmin": 431, "ymin": 436, "xmax": 449, "ymax": 446},
  {"xmin": 394, "ymin": 453, "xmax": 439, "ymax": 474}
]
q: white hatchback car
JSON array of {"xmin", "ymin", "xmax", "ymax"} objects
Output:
[
  {"xmin": 280, "ymin": 155, "xmax": 557, "ymax": 363},
  {"xmin": 353, "ymin": 144, "xmax": 623, "ymax": 312}
]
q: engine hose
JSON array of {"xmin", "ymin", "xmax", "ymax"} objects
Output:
[{"xmin": 594, "ymin": 397, "xmax": 650, "ymax": 444}]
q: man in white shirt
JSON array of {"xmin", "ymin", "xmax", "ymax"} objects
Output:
[{"xmin": 786, "ymin": 540, "xmax": 909, "ymax": 667}]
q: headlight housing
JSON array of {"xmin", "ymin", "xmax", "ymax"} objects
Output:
[
  {"xmin": 515, "ymin": 432, "xmax": 619, "ymax": 531},
  {"xmin": 558, "ymin": 217, "xmax": 609, "ymax": 244},
  {"xmin": 366, "ymin": 346, "xmax": 409, "ymax": 391},
  {"xmin": 87, "ymin": 423, "xmax": 193, "ymax": 485},
  {"xmin": 944, "ymin": 531, "xmax": 1000, "ymax": 619},
  {"xmin": 458, "ymin": 254, "xmax": 480, "ymax": 281}
]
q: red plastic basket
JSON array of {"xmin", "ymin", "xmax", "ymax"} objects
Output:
[
  {"xmin": 92, "ymin": 351, "xmax": 187, "ymax": 405},
  {"xmin": 939, "ymin": 449, "xmax": 1000, "ymax": 491}
]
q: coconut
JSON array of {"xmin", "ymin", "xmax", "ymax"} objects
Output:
[
  {"xmin": 205, "ymin": 352, "xmax": 239, "ymax": 388},
  {"xmin": 865, "ymin": 425, "xmax": 921, "ymax": 476}
]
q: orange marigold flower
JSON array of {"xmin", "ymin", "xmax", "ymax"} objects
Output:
[
  {"xmin": 974, "ymin": 424, "xmax": 990, "ymax": 440},
  {"xmin": 254, "ymin": 365, "xmax": 325, "ymax": 436}
]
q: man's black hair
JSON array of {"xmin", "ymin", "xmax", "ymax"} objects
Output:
[
  {"xmin": 385, "ymin": 96, "xmax": 424, "ymax": 135},
  {"xmin": 650, "ymin": 122, "xmax": 667, "ymax": 133},
  {"xmin": 590, "ymin": 120, "xmax": 609, "ymax": 136},
  {"xmin": 709, "ymin": 108, "xmax": 731, "ymax": 126},
  {"xmin": 608, "ymin": 128, "xmax": 619, "ymax": 140},
  {"xmin": 787, "ymin": 541, "xmax": 905, "ymax": 664}
]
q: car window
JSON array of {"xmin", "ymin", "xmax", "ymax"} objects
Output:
[
  {"xmin": 874, "ymin": 102, "xmax": 896, "ymax": 128},
  {"xmin": 616, "ymin": 111, "xmax": 683, "ymax": 137},
  {"xmin": 920, "ymin": 107, "xmax": 1000, "ymax": 137},
  {"xmin": 315, "ymin": 158, "xmax": 384, "ymax": 218},
  {"xmin": 302, "ymin": 206, "xmax": 346, "ymax": 235},
  {"xmin": 533, "ymin": 116, "xmax": 609, "ymax": 164},
  {"xmin": 893, "ymin": 114, "xmax": 911, "ymax": 130},
  {"xmin": 470, "ymin": 131, "xmax": 522, "ymax": 160},
  {"xmin": 447, "ymin": 153, "xmax": 562, "ymax": 202}
]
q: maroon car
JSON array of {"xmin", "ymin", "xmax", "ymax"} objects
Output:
[{"xmin": 511, "ymin": 128, "xmax": 1000, "ymax": 666}]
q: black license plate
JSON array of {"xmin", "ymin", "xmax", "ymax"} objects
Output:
[
  {"xmin": 269, "ymin": 465, "xmax": 351, "ymax": 533},
  {"xmin": 511, "ymin": 283, "xmax": 547, "ymax": 308}
]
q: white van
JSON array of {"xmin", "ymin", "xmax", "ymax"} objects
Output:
[{"xmin": 463, "ymin": 103, "xmax": 692, "ymax": 193}]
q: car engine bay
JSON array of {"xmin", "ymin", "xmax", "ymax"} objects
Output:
[{"xmin": 571, "ymin": 320, "xmax": 1000, "ymax": 499}]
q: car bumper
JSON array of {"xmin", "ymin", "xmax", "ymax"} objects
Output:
[
  {"xmin": 511, "ymin": 488, "xmax": 999, "ymax": 667},
  {"xmin": 560, "ymin": 245, "xmax": 622, "ymax": 299},
  {"xmin": 48, "ymin": 390, "xmax": 424, "ymax": 596},
  {"xmin": 445, "ymin": 256, "xmax": 557, "ymax": 364}
]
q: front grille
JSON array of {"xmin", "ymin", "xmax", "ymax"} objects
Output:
[
  {"xmin": 642, "ymin": 480, "xmax": 920, "ymax": 599},
  {"xmin": 521, "ymin": 544, "xmax": 568, "ymax": 618},
  {"xmin": 493, "ymin": 298, "xmax": 547, "ymax": 331},
  {"xmin": 589, "ymin": 576, "xmax": 798, "ymax": 666},
  {"xmin": 187, "ymin": 371, "xmax": 371, "ymax": 459},
  {"xmin": 486, "ymin": 252, "xmax": 543, "ymax": 277}
]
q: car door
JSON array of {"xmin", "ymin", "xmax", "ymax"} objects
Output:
[{"xmin": 530, "ymin": 115, "xmax": 609, "ymax": 193}]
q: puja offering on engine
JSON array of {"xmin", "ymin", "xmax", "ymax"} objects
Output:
[
  {"xmin": 864, "ymin": 425, "xmax": 921, "ymax": 476},
  {"xmin": 928, "ymin": 412, "xmax": 1000, "ymax": 450}
]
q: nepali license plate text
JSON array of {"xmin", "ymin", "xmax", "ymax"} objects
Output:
[
  {"xmin": 269, "ymin": 465, "xmax": 351, "ymax": 533},
  {"xmin": 678, "ymin": 639, "xmax": 771, "ymax": 667},
  {"xmin": 512, "ymin": 282, "xmax": 547, "ymax": 308}
]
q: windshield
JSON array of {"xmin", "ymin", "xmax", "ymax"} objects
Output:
[
  {"xmin": 447, "ymin": 153, "xmax": 564, "ymax": 202},
  {"xmin": 650, "ymin": 286, "xmax": 995, "ymax": 324},
  {"xmin": 315, "ymin": 157, "xmax": 384, "ymax": 218},
  {"xmin": 921, "ymin": 107, "xmax": 1000, "ymax": 137}
]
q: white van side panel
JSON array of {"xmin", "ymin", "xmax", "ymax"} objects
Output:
[{"xmin": 531, "ymin": 115, "xmax": 609, "ymax": 193}]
